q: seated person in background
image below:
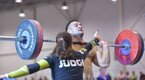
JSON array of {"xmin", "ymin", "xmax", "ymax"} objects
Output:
[
  {"xmin": 130, "ymin": 71, "xmax": 137, "ymax": 80},
  {"xmin": 66, "ymin": 20, "xmax": 110, "ymax": 80},
  {"xmin": 140, "ymin": 71, "xmax": 145, "ymax": 80},
  {"xmin": 116, "ymin": 70, "xmax": 126, "ymax": 80},
  {"xmin": 96, "ymin": 67, "xmax": 111, "ymax": 80},
  {"xmin": 124, "ymin": 71, "xmax": 130, "ymax": 80},
  {"xmin": 0, "ymin": 31, "xmax": 100, "ymax": 80}
]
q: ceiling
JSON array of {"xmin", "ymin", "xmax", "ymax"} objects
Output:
[{"xmin": 0, "ymin": 0, "xmax": 85, "ymax": 11}]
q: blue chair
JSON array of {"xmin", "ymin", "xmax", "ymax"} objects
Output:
[{"xmin": 3, "ymin": 78, "xmax": 16, "ymax": 80}]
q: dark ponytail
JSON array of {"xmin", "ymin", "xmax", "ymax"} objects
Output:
[{"xmin": 52, "ymin": 32, "xmax": 74, "ymax": 59}]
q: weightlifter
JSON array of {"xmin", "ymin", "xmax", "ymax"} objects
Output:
[
  {"xmin": 0, "ymin": 31, "xmax": 100, "ymax": 80},
  {"xmin": 66, "ymin": 20, "xmax": 110, "ymax": 80}
]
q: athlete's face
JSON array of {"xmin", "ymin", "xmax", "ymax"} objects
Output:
[
  {"xmin": 67, "ymin": 21, "xmax": 84, "ymax": 35},
  {"xmin": 74, "ymin": 22, "xmax": 83, "ymax": 33}
]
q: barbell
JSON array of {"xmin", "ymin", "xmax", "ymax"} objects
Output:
[
  {"xmin": 0, "ymin": 19, "xmax": 56, "ymax": 60},
  {"xmin": 73, "ymin": 29, "xmax": 144, "ymax": 65},
  {"xmin": 0, "ymin": 19, "xmax": 144, "ymax": 65}
]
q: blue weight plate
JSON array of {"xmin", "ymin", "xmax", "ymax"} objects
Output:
[{"xmin": 15, "ymin": 19, "xmax": 43, "ymax": 60}]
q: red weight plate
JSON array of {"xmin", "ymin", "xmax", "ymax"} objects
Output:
[
  {"xmin": 132, "ymin": 32, "xmax": 144, "ymax": 65},
  {"xmin": 31, "ymin": 20, "xmax": 43, "ymax": 59},
  {"xmin": 115, "ymin": 29, "xmax": 143, "ymax": 65}
]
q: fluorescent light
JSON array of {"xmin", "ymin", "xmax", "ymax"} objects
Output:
[
  {"xmin": 62, "ymin": 6, "xmax": 68, "ymax": 10},
  {"xmin": 15, "ymin": 0, "xmax": 22, "ymax": 3},
  {"xmin": 19, "ymin": 9, "xmax": 26, "ymax": 17},
  {"xmin": 62, "ymin": 2, "xmax": 68, "ymax": 10},
  {"xmin": 19, "ymin": 13, "xmax": 26, "ymax": 17},
  {"xmin": 111, "ymin": 0, "xmax": 118, "ymax": 2}
]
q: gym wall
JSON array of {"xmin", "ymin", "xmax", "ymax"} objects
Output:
[{"xmin": 0, "ymin": 0, "xmax": 144, "ymax": 80}]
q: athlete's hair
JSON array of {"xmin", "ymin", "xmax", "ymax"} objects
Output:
[
  {"xmin": 65, "ymin": 20, "xmax": 79, "ymax": 31},
  {"xmin": 52, "ymin": 32, "xmax": 75, "ymax": 59}
]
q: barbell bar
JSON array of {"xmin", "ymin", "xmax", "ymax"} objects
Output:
[
  {"xmin": 0, "ymin": 35, "xmax": 130, "ymax": 50},
  {"xmin": 0, "ymin": 36, "xmax": 56, "ymax": 43},
  {"xmin": 0, "ymin": 36, "xmax": 130, "ymax": 49}
]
